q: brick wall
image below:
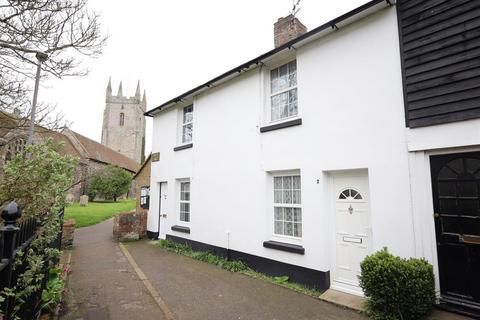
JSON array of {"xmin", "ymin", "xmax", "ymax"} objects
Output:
[
  {"xmin": 62, "ymin": 219, "xmax": 76, "ymax": 249},
  {"xmin": 274, "ymin": 14, "xmax": 307, "ymax": 48},
  {"xmin": 113, "ymin": 211, "xmax": 147, "ymax": 241}
]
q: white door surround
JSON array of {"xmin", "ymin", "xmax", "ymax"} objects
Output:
[{"xmin": 330, "ymin": 170, "xmax": 371, "ymax": 296}]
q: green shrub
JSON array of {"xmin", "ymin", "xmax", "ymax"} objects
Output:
[{"xmin": 359, "ymin": 248, "xmax": 436, "ymax": 320}]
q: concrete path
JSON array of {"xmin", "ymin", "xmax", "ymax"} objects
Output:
[
  {"xmin": 62, "ymin": 218, "xmax": 473, "ymax": 320},
  {"xmin": 60, "ymin": 219, "xmax": 162, "ymax": 320},
  {"xmin": 124, "ymin": 240, "xmax": 366, "ymax": 320}
]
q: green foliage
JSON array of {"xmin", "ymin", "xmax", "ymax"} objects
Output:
[
  {"xmin": 65, "ymin": 199, "xmax": 135, "ymax": 227},
  {"xmin": 0, "ymin": 139, "xmax": 77, "ymax": 218},
  {"xmin": 359, "ymin": 248, "xmax": 436, "ymax": 320},
  {"xmin": 0, "ymin": 140, "xmax": 76, "ymax": 318},
  {"xmin": 159, "ymin": 239, "xmax": 193, "ymax": 254},
  {"xmin": 273, "ymin": 276, "xmax": 289, "ymax": 284},
  {"xmin": 87, "ymin": 165, "xmax": 132, "ymax": 201},
  {"xmin": 41, "ymin": 267, "xmax": 65, "ymax": 312},
  {"xmin": 158, "ymin": 239, "xmax": 248, "ymax": 272},
  {"xmin": 157, "ymin": 240, "xmax": 321, "ymax": 297},
  {"xmin": 4, "ymin": 212, "xmax": 64, "ymax": 318}
]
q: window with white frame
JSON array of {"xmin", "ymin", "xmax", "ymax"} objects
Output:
[
  {"xmin": 179, "ymin": 181, "xmax": 190, "ymax": 222},
  {"xmin": 270, "ymin": 60, "xmax": 298, "ymax": 122},
  {"xmin": 182, "ymin": 105, "xmax": 193, "ymax": 143},
  {"xmin": 273, "ymin": 175, "xmax": 302, "ymax": 237}
]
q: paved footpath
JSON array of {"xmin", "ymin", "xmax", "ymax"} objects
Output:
[
  {"xmin": 61, "ymin": 219, "xmax": 162, "ymax": 320},
  {"xmin": 62, "ymin": 219, "xmax": 472, "ymax": 320},
  {"xmin": 124, "ymin": 240, "xmax": 366, "ymax": 320}
]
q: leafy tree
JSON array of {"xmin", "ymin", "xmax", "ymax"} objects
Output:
[
  {"xmin": 0, "ymin": 138, "xmax": 77, "ymax": 218},
  {"xmin": 88, "ymin": 165, "xmax": 132, "ymax": 202},
  {"xmin": 0, "ymin": 0, "xmax": 107, "ymax": 127},
  {"xmin": 0, "ymin": 139, "xmax": 77, "ymax": 316}
]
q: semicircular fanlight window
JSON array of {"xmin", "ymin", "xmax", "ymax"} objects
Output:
[{"xmin": 338, "ymin": 188, "xmax": 363, "ymax": 200}]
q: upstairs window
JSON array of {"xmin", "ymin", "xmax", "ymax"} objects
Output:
[
  {"xmin": 119, "ymin": 113, "xmax": 125, "ymax": 126},
  {"xmin": 270, "ymin": 60, "xmax": 298, "ymax": 122},
  {"xmin": 273, "ymin": 175, "xmax": 302, "ymax": 237},
  {"xmin": 182, "ymin": 105, "xmax": 193, "ymax": 143}
]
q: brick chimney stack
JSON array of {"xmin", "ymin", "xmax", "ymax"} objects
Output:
[{"xmin": 274, "ymin": 14, "xmax": 307, "ymax": 48}]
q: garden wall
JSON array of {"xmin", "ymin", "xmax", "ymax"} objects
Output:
[{"xmin": 113, "ymin": 211, "xmax": 147, "ymax": 241}]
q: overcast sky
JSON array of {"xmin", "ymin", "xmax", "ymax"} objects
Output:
[{"xmin": 42, "ymin": 0, "xmax": 368, "ymax": 154}]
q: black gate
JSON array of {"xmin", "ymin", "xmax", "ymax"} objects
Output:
[{"xmin": 430, "ymin": 152, "xmax": 480, "ymax": 311}]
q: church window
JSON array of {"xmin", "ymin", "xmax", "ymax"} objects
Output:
[
  {"xmin": 4, "ymin": 138, "xmax": 26, "ymax": 162},
  {"xmin": 182, "ymin": 105, "xmax": 193, "ymax": 143},
  {"xmin": 120, "ymin": 113, "xmax": 125, "ymax": 126}
]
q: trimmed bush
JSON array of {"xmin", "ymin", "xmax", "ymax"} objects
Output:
[{"xmin": 359, "ymin": 248, "xmax": 436, "ymax": 320}]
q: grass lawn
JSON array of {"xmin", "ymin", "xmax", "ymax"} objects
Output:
[{"xmin": 65, "ymin": 199, "xmax": 136, "ymax": 228}]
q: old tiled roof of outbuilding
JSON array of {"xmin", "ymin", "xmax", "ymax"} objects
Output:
[
  {"xmin": 133, "ymin": 153, "xmax": 151, "ymax": 179},
  {"xmin": 0, "ymin": 111, "xmax": 19, "ymax": 138},
  {"xmin": 0, "ymin": 112, "xmax": 80, "ymax": 158},
  {"xmin": 1, "ymin": 110, "xmax": 139, "ymax": 173},
  {"xmin": 67, "ymin": 130, "xmax": 139, "ymax": 173},
  {"xmin": 39, "ymin": 129, "xmax": 82, "ymax": 158}
]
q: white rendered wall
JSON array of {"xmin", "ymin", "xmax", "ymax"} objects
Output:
[{"xmin": 149, "ymin": 6, "xmax": 416, "ymax": 273}]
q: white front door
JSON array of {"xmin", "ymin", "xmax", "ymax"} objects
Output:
[
  {"xmin": 332, "ymin": 172, "xmax": 371, "ymax": 295},
  {"xmin": 159, "ymin": 182, "xmax": 168, "ymax": 236}
]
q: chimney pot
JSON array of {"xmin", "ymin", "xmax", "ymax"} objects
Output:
[{"xmin": 274, "ymin": 14, "xmax": 307, "ymax": 48}]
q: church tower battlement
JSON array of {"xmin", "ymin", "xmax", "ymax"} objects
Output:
[{"xmin": 101, "ymin": 78, "xmax": 146, "ymax": 164}]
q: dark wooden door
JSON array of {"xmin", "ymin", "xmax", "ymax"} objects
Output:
[{"xmin": 431, "ymin": 152, "xmax": 480, "ymax": 309}]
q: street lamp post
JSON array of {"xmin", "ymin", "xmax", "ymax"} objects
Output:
[{"xmin": 27, "ymin": 52, "xmax": 48, "ymax": 146}]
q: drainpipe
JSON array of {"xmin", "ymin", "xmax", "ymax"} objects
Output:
[{"xmin": 226, "ymin": 230, "xmax": 231, "ymax": 261}]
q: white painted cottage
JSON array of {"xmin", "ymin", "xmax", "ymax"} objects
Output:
[{"xmin": 145, "ymin": 0, "xmax": 480, "ymax": 315}]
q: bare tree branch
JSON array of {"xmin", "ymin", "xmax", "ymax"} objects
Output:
[{"xmin": 0, "ymin": 0, "xmax": 107, "ymax": 120}]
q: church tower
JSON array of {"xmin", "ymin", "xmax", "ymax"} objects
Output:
[{"xmin": 101, "ymin": 78, "xmax": 146, "ymax": 164}]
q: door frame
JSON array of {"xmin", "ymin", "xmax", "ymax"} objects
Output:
[{"xmin": 327, "ymin": 169, "xmax": 371, "ymax": 296}]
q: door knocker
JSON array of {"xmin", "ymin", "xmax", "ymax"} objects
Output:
[{"xmin": 348, "ymin": 205, "xmax": 353, "ymax": 214}]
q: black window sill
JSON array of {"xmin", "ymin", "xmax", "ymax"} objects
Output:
[
  {"xmin": 173, "ymin": 143, "xmax": 193, "ymax": 152},
  {"xmin": 260, "ymin": 118, "xmax": 302, "ymax": 133},
  {"xmin": 171, "ymin": 225, "xmax": 190, "ymax": 234},
  {"xmin": 263, "ymin": 240, "xmax": 304, "ymax": 254}
]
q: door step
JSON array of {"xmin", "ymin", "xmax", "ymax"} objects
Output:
[{"xmin": 319, "ymin": 289, "xmax": 365, "ymax": 312}]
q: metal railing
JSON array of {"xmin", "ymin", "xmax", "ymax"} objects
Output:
[{"xmin": 0, "ymin": 202, "xmax": 64, "ymax": 320}]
